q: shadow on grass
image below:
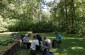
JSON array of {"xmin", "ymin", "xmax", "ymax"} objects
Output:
[
  {"xmin": 14, "ymin": 48, "xmax": 30, "ymax": 55},
  {"xmin": 14, "ymin": 33, "xmax": 85, "ymax": 55},
  {"xmin": 56, "ymin": 38, "xmax": 85, "ymax": 55}
]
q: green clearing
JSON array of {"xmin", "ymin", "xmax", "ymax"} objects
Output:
[
  {"xmin": 0, "ymin": 0, "xmax": 85, "ymax": 55},
  {"xmin": 0, "ymin": 33, "xmax": 85, "ymax": 55}
]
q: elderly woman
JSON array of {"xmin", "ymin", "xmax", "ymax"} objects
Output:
[
  {"xmin": 22, "ymin": 34, "xmax": 31, "ymax": 49},
  {"xmin": 43, "ymin": 36, "xmax": 52, "ymax": 51},
  {"xmin": 30, "ymin": 35, "xmax": 39, "ymax": 55}
]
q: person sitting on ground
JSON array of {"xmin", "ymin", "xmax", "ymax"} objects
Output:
[
  {"xmin": 36, "ymin": 34, "xmax": 43, "ymax": 51},
  {"xmin": 30, "ymin": 35, "xmax": 39, "ymax": 55},
  {"xmin": 22, "ymin": 34, "xmax": 31, "ymax": 49},
  {"xmin": 43, "ymin": 36, "xmax": 52, "ymax": 51},
  {"xmin": 55, "ymin": 31, "xmax": 62, "ymax": 43},
  {"xmin": 36, "ymin": 34, "xmax": 42, "ymax": 45},
  {"xmin": 52, "ymin": 31, "xmax": 62, "ymax": 48},
  {"xmin": 30, "ymin": 35, "xmax": 39, "ymax": 51}
]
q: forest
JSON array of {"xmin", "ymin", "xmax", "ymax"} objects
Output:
[
  {"xmin": 0, "ymin": 0, "xmax": 85, "ymax": 35},
  {"xmin": 0, "ymin": 0, "xmax": 85, "ymax": 55}
]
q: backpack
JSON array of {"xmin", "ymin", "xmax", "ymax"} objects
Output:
[{"xmin": 43, "ymin": 52, "xmax": 53, "ymax": 55}]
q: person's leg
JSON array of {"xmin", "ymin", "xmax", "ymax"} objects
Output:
[
  {"xmin": 53, "ymin": 40, "xmax": 57, "ymax": 48},
  {"xmin": 57, "ymin": 40, "xmax": 61, "ymax": 47},
  {"xmin": 27, "ymin": 42, "xmax": 31, "ymax": 49},
  {"xmin": 30, "ymin": 50, "xmax": 36, "ymax": 55},
  {"xmin": 52, "ymin": 39, "xmax": 57, "ymax": 48},
  {"xmin": 56, "ymin": 39, "xmax": 60, "ymax": 43},
  {"xmin": 23, "ymin": 43, "xmax": 27, "ymax": 48}
]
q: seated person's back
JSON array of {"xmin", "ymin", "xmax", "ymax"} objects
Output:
[
  {"xmin": 55, "ymin": 32, "xmax": 62, "ymax": 42},
  {"xmin": 22, "ymin": 35, "xmax": 29, "ymax": 43},
  {"xmin": 22, "ymin": 34, "xmax": 31, "ymax": 49},
  {"xmin": 36, "ymin": 34, "xmax": 42, "ymax": 45},
  {"xmin": 30, "ymin": 35, "xmax": 39, "ymax": 50},
  {"xmin": 56, "ymin": 34, "xmax": 62, "ymax": 40},
  {"xmin": 43, "ymin": 37, "xmax": 52, "ymax": 51}
]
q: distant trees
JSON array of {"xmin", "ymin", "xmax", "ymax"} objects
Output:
[
  {"xmin": 50, "ymin": 0, "xmax": 85, "ymax": 35},
  {"xmin": 0, "ymin": 15, "xmax": 8, "ymax": 32},
  {"xmin": 0, "ymin": 0, "xmax": 85, "ymax": 35}
]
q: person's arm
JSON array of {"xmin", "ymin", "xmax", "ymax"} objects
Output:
[
  {"xmin": 30, "ymin": 40, "xmax": 35, "ymax": 50},
  {"xmin": 60, "ymin": 34, "xmax": 62, "ymax": 39},
  {"xmin": 56, "ymin": 35, "xmax": 58, "ymax": 39}
]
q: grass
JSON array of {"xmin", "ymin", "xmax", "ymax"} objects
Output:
[
  {"xmin": 14, "ymin": 48, "xmax": 30, "ymax": 55},
  {"xmin": 0, "ymin": 32, "xmax": 85, "ymax": 55},
  {"xmin": 0, "ymin": 43, "xmax": 16, "ymax": 52}
]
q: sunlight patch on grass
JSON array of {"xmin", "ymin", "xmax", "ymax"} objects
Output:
[
  {"xmin": 63, "ymin": 37, "xmax": 84, "ymax": 40},
  {"xmin": 50, "ymin": 48, "xmax": 57, "ymax": 52},
  {"xmin": 71, "ymin": 47, "xmax": 84, "ymax": 50},
  {"xmin": 64, "ymin": 49, "xmax": 67, "ymax": 52},
  {"xmin": 49, "ymin": 37, "xmax": 55, "ymax": 38},
  {"xmin": 0, "ymin": 31, "xmax": 32, "ymax": 34}
]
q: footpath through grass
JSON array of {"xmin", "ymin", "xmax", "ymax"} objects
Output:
[{"xmin": 0, "ymin": 32, "xmax": 85, "ymax": 55}]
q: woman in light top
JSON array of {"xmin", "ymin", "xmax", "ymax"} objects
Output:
[
  {"xmin": 30, "ymin": 35, "xmax": 39, "ymax": 50},
  {"xmin": 43, "ymin": 36, "xmax": 52, "ymax": 51},
  {"xmin": 22, "ymin": 34, "xmax": 31, "ymax": 49}
]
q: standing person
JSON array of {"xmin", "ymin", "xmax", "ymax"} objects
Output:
[
  {"xmin": 30, "ymin": 35, "xmax": 39, "ymax": 55},
  {"xmin": 22, "ymin": 34, "xmax": 31, "ymax": 49},
  {"xmin": 43, "ymin": 36, "xmax": 52, "ymax": 51}
]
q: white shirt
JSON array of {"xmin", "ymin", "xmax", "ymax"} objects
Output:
[
  {"xmin": 45, "ymin": 39, "xmax": 51, "ymax": 44},
  {"xmin": 30, "ymin": 39, "xmax": 39, "ymax": 50},
  {"xmin": 44, "ymin": 38, "xmax": 52, "ymax": 49}
]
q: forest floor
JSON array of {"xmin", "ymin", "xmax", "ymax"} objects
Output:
[{"xmin": 0, "ymin": 32, "xmax": 85, "ymax": 55}]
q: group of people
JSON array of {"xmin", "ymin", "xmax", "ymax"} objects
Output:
[{"xmin": 22, "ymin": 32, "xmax": 62, "ymax": 55}]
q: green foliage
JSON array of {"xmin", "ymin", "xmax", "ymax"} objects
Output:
[
  {"xmin": 0, "ymin": 38, "xmax": 14, "ymax": 46},
  {"xmin": 10, "ymin": 32, "xmax": 29, "ymax": 38},
  {"xmin": 8, "ymin": 21, "xmax": 56, "ymax": 33},
  {"xmin": 0, "ymin": 0, "xmax": 85, "ymax": 35},
  {"xmin": 15, "ymin": 33, "xmax": 85, "ymax": 55},
  {"xmin": 0, "ymin": 3, "xmax": 6, "ymax": 9},
  {"xmin": 32, "ymin": 21, "xmax": 55, "ymax": 33},
  {"xmin": 50, "ymin": 0, "xmax": 85, "ymax": 35},
  {"xmin": 0, "ymin": 15, "xmax": 8, "ymax": 32}
]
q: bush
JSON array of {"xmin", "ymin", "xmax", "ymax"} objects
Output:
[
  {"xmin": 31, "ymin": 21, "xmax": 56, "ymax": 33},
  {"xmin": 0, "ymin": 38, "xmax": 14, "ymax": 46},
  {"xmin": 10, "ymin": 32, "xmax": 27, "ymax": 39},
  {"xmin": 8, "ymin": 20, "xmax": 56, "ymax": 33}
]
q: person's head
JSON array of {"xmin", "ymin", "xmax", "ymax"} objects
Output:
[
  {"xmin": 36, "ymin": 34, "xmax": 41, "ymax": 37},
  {"xmin": 33, "ymin": 35, "xmax": 37, "ymax": 39},
  {"xmin": 36, "ymin": 34, "xmax": 42, "ymax": 40},
  {"xmin": 55, "ymin": 31, "xmax": 58, "ymax": 35},
  {"xmin": 25, "ymin": 34, "xmax": 28, "ymax": 37},
  {"xmin": 28, "ymin": 33, "xmax": 32, "ymax": 37},
  {"xmin": 43, "ymin": 36, "xmax": 47, "ymax": 40}
]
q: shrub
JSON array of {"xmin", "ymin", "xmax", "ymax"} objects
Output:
[
  {"xmin": 10, "ymin": 32, "xmax": 27, "ymax": 39},
  {"xmin": 0, "ymin": 38, "xmax": 14, "ymax": 46}
]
